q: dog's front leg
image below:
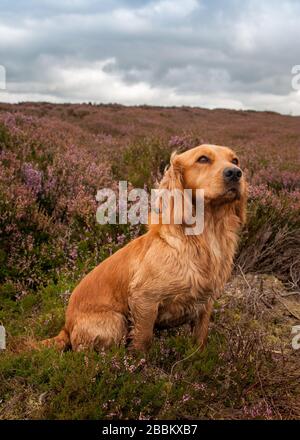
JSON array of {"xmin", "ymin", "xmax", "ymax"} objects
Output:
[
  {"xmin": 128, "ymin": 297, "xmax": 158, "ymax": 352},
  {"xmin": 191, "ymin": 298, "xmax": 214, "ymax": 349}
]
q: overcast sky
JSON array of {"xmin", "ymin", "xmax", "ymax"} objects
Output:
[{"xmin": 0, "ymin": 0, "xmax": 300, "ymax": 114}]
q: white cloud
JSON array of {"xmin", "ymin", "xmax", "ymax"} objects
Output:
[
  {"xmin": 0, "ymin": 24, "xmax": 32, "ymax": 48},
  {"xmin": 2, "ymin": 56, "xmax": 300, "ymax": 115},
  {"xmin": 141, "ymin": 0, "xmax": 200, "ymax": 19}
]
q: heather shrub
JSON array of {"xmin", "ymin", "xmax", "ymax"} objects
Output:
[
  {"xmin": 111, "ymin": 137, "xmax": 172, "ymax": 188},
  {"xmin": 0, "ymin": 122, "xmax": 10, "ymax": 149},
  {"xmin": 0, "ymin": 104, "xmax": 299, "ymax": 420},
  {"xmin": 0, "ymin": 113, "xmax": 125, "ymax": 296},
  {"xmin": 237, "ymin": 185, "xmax": 300, "ymax": 288},
  {"xmin": 112, "ymin": 134, "xmax": 204, "ymax": 188}
]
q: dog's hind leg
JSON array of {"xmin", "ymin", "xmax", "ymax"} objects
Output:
[{"xmin": 70, "ymin": 311, "xmax": 127, "ymax": 352}]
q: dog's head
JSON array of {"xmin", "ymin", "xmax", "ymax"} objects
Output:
[{"xmin": 161, "ymin": 144, "xmax": 248, "ymax": 224}]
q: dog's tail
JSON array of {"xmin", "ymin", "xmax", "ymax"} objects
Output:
[{"xmin": 40, "ymin": 328, "xmax": 70, "ymax": 351}]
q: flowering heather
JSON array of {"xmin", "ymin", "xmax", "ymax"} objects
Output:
[
  {"xmin": 22, "ymin": 162, "xmax": 43, "ymax": 195},
  {"xmin": 243, "ymin": 400, "xmax": 273, "ymax": 420},
  {"xmin": 168, "ymin": 134, "xmax": 200, "ymax": 151},
  {"xmin": 0, "ymin": 103, "xmax": 299, "ymax": 421},
  {"xmin": 0, "ymin": 111, "xmax": 114, "ymax": 294},
  {"xmin": 0, "ymin": 104, "xmax": 299, "ymax": 296}
]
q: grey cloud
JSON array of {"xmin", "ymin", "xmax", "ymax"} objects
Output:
[{"xmin": 0, "ymin": 0, "xmax": 299, "ymax": 113}]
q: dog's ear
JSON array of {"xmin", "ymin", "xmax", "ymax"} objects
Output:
[
  {"xmin": 234, "ymin": 183, "xmax": 248, "ymax": 226},
  {"xmin": 159, "ymin": 152, "xmax": 184, "ymax": 192},
  {"xmin": 151, "ymin": 152, "xmax": 185, "ymax": 227}
]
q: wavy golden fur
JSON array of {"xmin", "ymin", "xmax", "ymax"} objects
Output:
[{"xmin": 42, "ymin": 144, "xmax": 247, "ymax": 352}]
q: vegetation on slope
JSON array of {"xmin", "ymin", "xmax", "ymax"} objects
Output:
[{"xmin": 0, "ymin": 104, "xmax": 299, "ymax": 419}]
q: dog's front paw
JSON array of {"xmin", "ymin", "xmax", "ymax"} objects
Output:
[{"xmin": 128, "ymin": 339, "xmax": 151, "ymax": 354}]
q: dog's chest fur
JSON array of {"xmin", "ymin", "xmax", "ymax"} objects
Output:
[
  {"xmin": 155, "ymin": 215, "xmax": 239, "ymax": 327},
  {"xmin": 129, "ymin": 211, "xmax": 240, "ymax": 330},
  {"xmin": 164, "ymin": 216, "xmax": 238, "ymax": 296}
]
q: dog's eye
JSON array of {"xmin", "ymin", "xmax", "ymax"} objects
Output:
[
  {"xmin": 232, "ymin": 158, "xmax": 239, "ymax": 165},
  {"xmin": 197, "ymin": 155, "xmax": 210, "ymax": 164}
]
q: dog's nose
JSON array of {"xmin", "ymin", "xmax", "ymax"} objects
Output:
[{"xmin": 223, "ymin": 167, "xmax": 242, "ymax": 182}]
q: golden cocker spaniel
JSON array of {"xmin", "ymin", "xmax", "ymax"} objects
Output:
[{"xmin": 42, "ymin": 144, "xmax": 247, "ymax": 352}]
